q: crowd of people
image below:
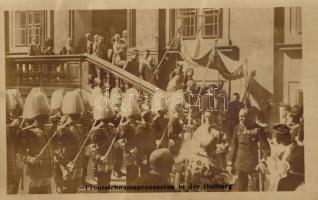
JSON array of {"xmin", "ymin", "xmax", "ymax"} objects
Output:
[
  {"xmin": 6, "ymin": 79, "xmax": 304, "ymax": 194},
  {"xmin": 14, "ymin": 28, "xmax": 304, "ymax": 194},
  {"xmin": 84, "ymin": 30, "xmax": 158, "ymax": 88},
  {"xmin": 27, "ymin": 30, "xmax": 159, "ymax": 88}
]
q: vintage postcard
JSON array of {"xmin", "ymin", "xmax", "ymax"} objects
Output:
[{"xmin": 0, "ymin": 0, "xmax": 318, "ymax": 199}]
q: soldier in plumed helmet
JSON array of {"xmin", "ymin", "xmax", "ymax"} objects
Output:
[
  {"xmin": 109, "ymin": 87, "xmax": 125, "ymax": 178},
  {"xmin": 53, "ymin": 91, "xmax": 85, "ymax": 193},
  {"xmin": 151, "ymin": 90, "xmax": 169, "ymax": 142},
  {"xmin": 22, "ymin": 90, "xmax": 52, "ymax": 193},
  {"xmin": 6, "ymin": 89, "xmax": 24, "ymax": 194},
  {"xmin": 84, "ymin": 87, "xmax": 114, "ymax": 192},
  {"xmin": 117, "ymin": 88, "xmax": 140, "ymax": 186}
]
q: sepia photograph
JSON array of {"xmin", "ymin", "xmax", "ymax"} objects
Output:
[{"xmin": 3, "ymin": 6, "xmax": 305, "ymax": 194}]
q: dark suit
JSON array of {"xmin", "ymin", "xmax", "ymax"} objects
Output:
[{"xmin": 228, "ymin": 123, "xmax": 270, "ymax": 191}]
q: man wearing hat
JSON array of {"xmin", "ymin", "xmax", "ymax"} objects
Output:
[
  {"xmin": 227, "ymin": 108, "xmax": 271, "ymax": 191},
  {"xmin": 53, "ymin": 91, "xmax": 85, "ymax": 193},
  {"xmin": 271, "ymin": 124, "xmax": 304, "ymax": 191},
  {"xmin": 22, "ymin": 91, "xmax": 52, "ymax": 193},
  {"xmin": 134, "ymin": 148, "xmax": 174, "ymax": 192},
  {"xmin": 135, "ymin": 110, "xmax": 156, "ymax": 176}
]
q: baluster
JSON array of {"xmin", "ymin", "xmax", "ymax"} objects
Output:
[
  {"xmin": 59, "ymin": 62, "xmax": 66, "ymax": 82},
  {"xmin": 27, "ymin": 63, "xmax": 32, "ymax": 81},
  {"xmin": 22, "ymin": 63, "xmax": 27, "ymax": 82},
  {"xmin": 49, "ymin": 63, "xmax": 56, "ymax": 81},
  {"xmin": 101, "ymin": 71, "xmax": 108, "ymax": 89},
  {"xmin": 114, "ymin": 76, "xmax": 120, "ymax": 88},
  {"xmin": 36, "ymin": 63, "xmax": 41, "ymax": 81},
  {"xmin": 41, "ymin": 63, "xmax": 47, "ymax": 82},
  {"xmin": 16, "ymin": 63, "xmax": 23, "ymax": 83}
]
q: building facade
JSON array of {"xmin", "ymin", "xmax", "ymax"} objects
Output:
[{"xmin": 4, "ymin": 8, "xmax": 303, "ymax": 120}]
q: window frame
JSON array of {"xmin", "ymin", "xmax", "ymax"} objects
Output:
[
  {"xmin": 176, "ymin": 9, "xmax": 197, "ymax": 39},
  {"xmin": 201, "ymin": 8, "xmax": 223, "ymax": 39},
  {"xmin": 9, "ymin": 10, "xmax": 47, "ymax": 53}
]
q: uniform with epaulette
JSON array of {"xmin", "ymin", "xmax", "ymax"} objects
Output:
[
  {"xmin": 227, "ymin": 108, "xmax": 271, "ymax": 191},
  {"xmin": 53, "ymin": 91, "xmax": 85, "ymax": 193}
]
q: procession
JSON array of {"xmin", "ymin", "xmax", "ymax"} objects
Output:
[{"xmin": 4, "ymin": 8, "xmax": 304, "ymax": 194}]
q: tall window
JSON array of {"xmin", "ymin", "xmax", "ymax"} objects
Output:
[
  {"xmin": 14, "ymin": 11, "xmax": 44, "ymax": 47},
  {"xmin": 289, "ymin": 7, "xmax": 302, "ymax": 35},
  {"xmin": 177, "ymin": 9, "xmax": 197, "ymax": 38},
  {"xmin": 202, "ymin": 8, "xmax": 222, "ymax": 38}
]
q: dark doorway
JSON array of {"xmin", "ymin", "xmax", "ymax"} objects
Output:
[{"xmin": 92, "ymin": 10, "xmax": 127, "ymax": 44}]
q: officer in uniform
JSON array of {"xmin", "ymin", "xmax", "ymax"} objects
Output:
[
  {"xmin": 227, "ymin": 108, "xmax": 271, "ymax": 191},
  {"xmin": 22, "ymin": 91, "xmax": 52, "ymax": 194},
  {"xmin": 109, "ymin": 87, "xmax": 126, "ymax": 178},
  {"xmin": 135, "ymin": 110, "xmax": 156, "ymax": 176},
  {"xmin": 54, "ymin": 91, "xmax": 85, "ymax": 193}
]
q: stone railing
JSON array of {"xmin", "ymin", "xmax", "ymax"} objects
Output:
[{"xmin": 6, "ymin": 53, "xmax": 166, "ymax": 97}]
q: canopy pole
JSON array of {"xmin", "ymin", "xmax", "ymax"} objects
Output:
[{"xmin": 229, "ymin": 80, "xmax": 231, "ymax": 102}]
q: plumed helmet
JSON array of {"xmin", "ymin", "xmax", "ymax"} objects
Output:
[
  {"xmin": 109, "ymin": 87, "xmax": 122, "ymax": 112},
  {"xmin": 6, "ymin": 89, "xmax": 23, "ymax": 113},
  {"xmin": 92, "ymin": 87, "xmax": 113, "ymax": 120},
  {"xmin": 22, "ymin": 90, "xmax": 51, "ymax": 119},
  {"xmin": 62, "ymin": 91, "xmax": 84, "ymax": 115},
  {"xmin": 74, "ymin": 88, "xmax": 91, "ymax": 109},
  {"xmin": 51, "ymin": 88, "xmax": 65, "ymax": 110},
  {"xmin": 32, "ymin": 91, "xmax": 51, "ymax": 116},
  {"xmin": 22, "ymin": 88, "xmax": 46, "ymax": 119},
  {"xmin": 151, "ymin": 90, "xmax": 168, "ymax": 113},
  {"xmin": 121, "ymin": 88, "xmax": 140, "ymax": 118}
]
